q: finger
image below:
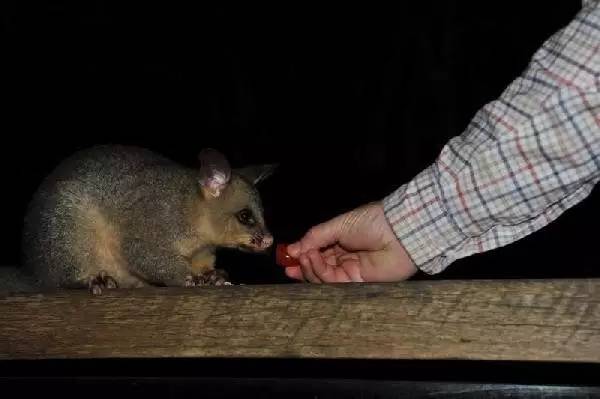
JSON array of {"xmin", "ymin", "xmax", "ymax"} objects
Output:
[
  {"xmin": 307, "ymin": 249, "xmax": 337, "ymax": 283},
  {"xmin": 324, "ymin": 254, "xmax": 338, "ymax": 266},
  {"xmin": 320, "ymin": 247, "xmax": 337, "ymax": 259},
  {"xmin": 338, "ymin": 253, "xmax": 359, "ymax": 263},
  {"xmin": 299, "ymin": 253, "xmax": 322, "ymax": 283},
  {"xmin": 320, "ymin": 244, "xmax": 349, "ymax": 259},
  {"xmin": 334, "ymin": 244, "xmax": 351, "ymax": 257},
  {"xmin": 284, "ymin": 266, "xmax": 304, "ymax": 281},
  {"xmin": 340, "ymin": 257, "xmax": 365, "ymax": 283},
  {"xmin": 308, "ymin": 250, "xmax": 353, "ymax": 283},
  {"xmin": 288, "ymin": 214, "xmax": 346, "ymax": 257},
  {"xmin": 344, "ymin": 263, "xmax": 365, "ymax": 283}
]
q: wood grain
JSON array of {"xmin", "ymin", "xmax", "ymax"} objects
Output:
[{"xmin": 0, "ymin": 279, "xmax": 599, "ymax": 361}]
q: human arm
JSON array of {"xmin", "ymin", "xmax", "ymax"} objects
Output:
[{"xmin": 286, "ymin": 3, "xmax": 600, "ymax": 282}]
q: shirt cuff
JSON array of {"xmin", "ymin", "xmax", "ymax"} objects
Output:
[{"xmin": 382, "ymin": 165, "xmax": 466, "ymax": 275}]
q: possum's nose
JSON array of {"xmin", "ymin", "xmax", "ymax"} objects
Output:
[
  {"xmin": 249, "ymin": 231, "xmax": 274, "ymax": 252},
  {"xmin": 261, "ymin": 234, "xmax": 274, "ymax": 249}
]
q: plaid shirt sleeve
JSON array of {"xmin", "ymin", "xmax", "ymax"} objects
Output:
[{"xmin": 383, "ymin": 1, "xmax": 600, "ymax": 275}]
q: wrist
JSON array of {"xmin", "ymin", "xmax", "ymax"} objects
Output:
[{"xmin": 382, "ymin": 165, "xmax": 464, "ymax": 275}]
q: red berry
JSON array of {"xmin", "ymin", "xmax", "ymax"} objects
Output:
[{"xmin": 276, "ymin": 243, "xmax": 299, "ymax": 268}]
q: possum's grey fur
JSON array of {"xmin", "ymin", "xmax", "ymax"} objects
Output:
[{"xmin": 1, "ymin": 145, "xmax": 275, "ymax": 295}]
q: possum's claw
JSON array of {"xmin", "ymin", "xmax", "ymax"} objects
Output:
[
  {"xmin": 184, "ymin": 275, "xmax": 202, "ymax": 287},
  {"xmin": 185, "ymin": 269, "xmax": 231, "ymax": 287},
  {"xmin": 205, "ymin": 269, "xmax": 230, "ymax": 285},
  {"xmin": 88, "ymin": 271, "xmax": 119, "ymax": 295}
]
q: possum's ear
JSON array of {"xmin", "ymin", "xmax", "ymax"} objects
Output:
[
  {"xmin": 236, "ymin": 164, "xmax": 278, "ymax": 186},
  {"xmin": 198, "ymin": 148, "xmax": 231, "ymax": 198}
]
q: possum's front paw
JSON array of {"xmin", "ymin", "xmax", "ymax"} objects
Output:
[
  {"xmin": 88, "ymin": 271, "xmax": 119, "ymax": 295},
  {"xmin": 184, "ymin": 274, "xmax": 202, "ymax": 287},
  {"xmin": 185, "ymin": 270, "xmax": 231, "ymax": 287},
  {"xmin": 204, "ymin": 269, "xmax": 231, "ymax": 286}
]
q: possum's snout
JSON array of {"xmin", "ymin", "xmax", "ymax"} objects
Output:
[
  {"xmin": 248, "ymin": 231, "xmax": 274, "ymax": 252},
  {"xmin": 260, "ymin": 234, "xmax": 274, "ymax": 249}
]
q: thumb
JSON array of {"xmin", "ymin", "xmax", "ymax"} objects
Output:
[{"xmin": 288, "ymin": 215, "xmax": 345, "ymax": 257}]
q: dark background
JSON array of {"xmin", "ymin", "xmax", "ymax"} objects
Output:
[{"xmin": 1, "ymin": 1, "xmax": 597, "ymax": 284}]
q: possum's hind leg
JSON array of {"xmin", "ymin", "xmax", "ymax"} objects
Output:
[
  {"xmin": 70, "ymin": 204, "xmax": 135, "ymax": 294},
  {"xmin": 23, "ymin": 182, "xmax": 143, "ymax": 294}
]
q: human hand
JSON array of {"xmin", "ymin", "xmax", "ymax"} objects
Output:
[{"xmin": 285, "ymin": 202, "xmax": 417, "ymax": 283}]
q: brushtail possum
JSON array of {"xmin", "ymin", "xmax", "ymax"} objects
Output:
[{"xmin": 8, "ymin": 145, "xmax": 276, "ymax": 295}]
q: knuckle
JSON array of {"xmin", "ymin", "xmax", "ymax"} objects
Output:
[{"xmin": 305, "ymin": 227, "xmax": 319, "ymax": 241}]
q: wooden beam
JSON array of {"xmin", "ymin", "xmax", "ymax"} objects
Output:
[{"xmin": 1, "ymin": 279, "xmax": 599, "ymax": 361}]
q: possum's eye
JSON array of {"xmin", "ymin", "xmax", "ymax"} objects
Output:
[{"xmin": 236, "ymin": 209, "xmax": 256, "ymax": 227}]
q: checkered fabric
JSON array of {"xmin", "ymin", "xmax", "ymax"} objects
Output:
[{"xmin": 383, "ymin": 1, "xmax": 600, "ymax": 274}]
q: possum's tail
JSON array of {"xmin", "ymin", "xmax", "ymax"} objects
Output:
[{"xmin": 0, "ymin": 266, "xmax": 39, "ymax": 295}]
